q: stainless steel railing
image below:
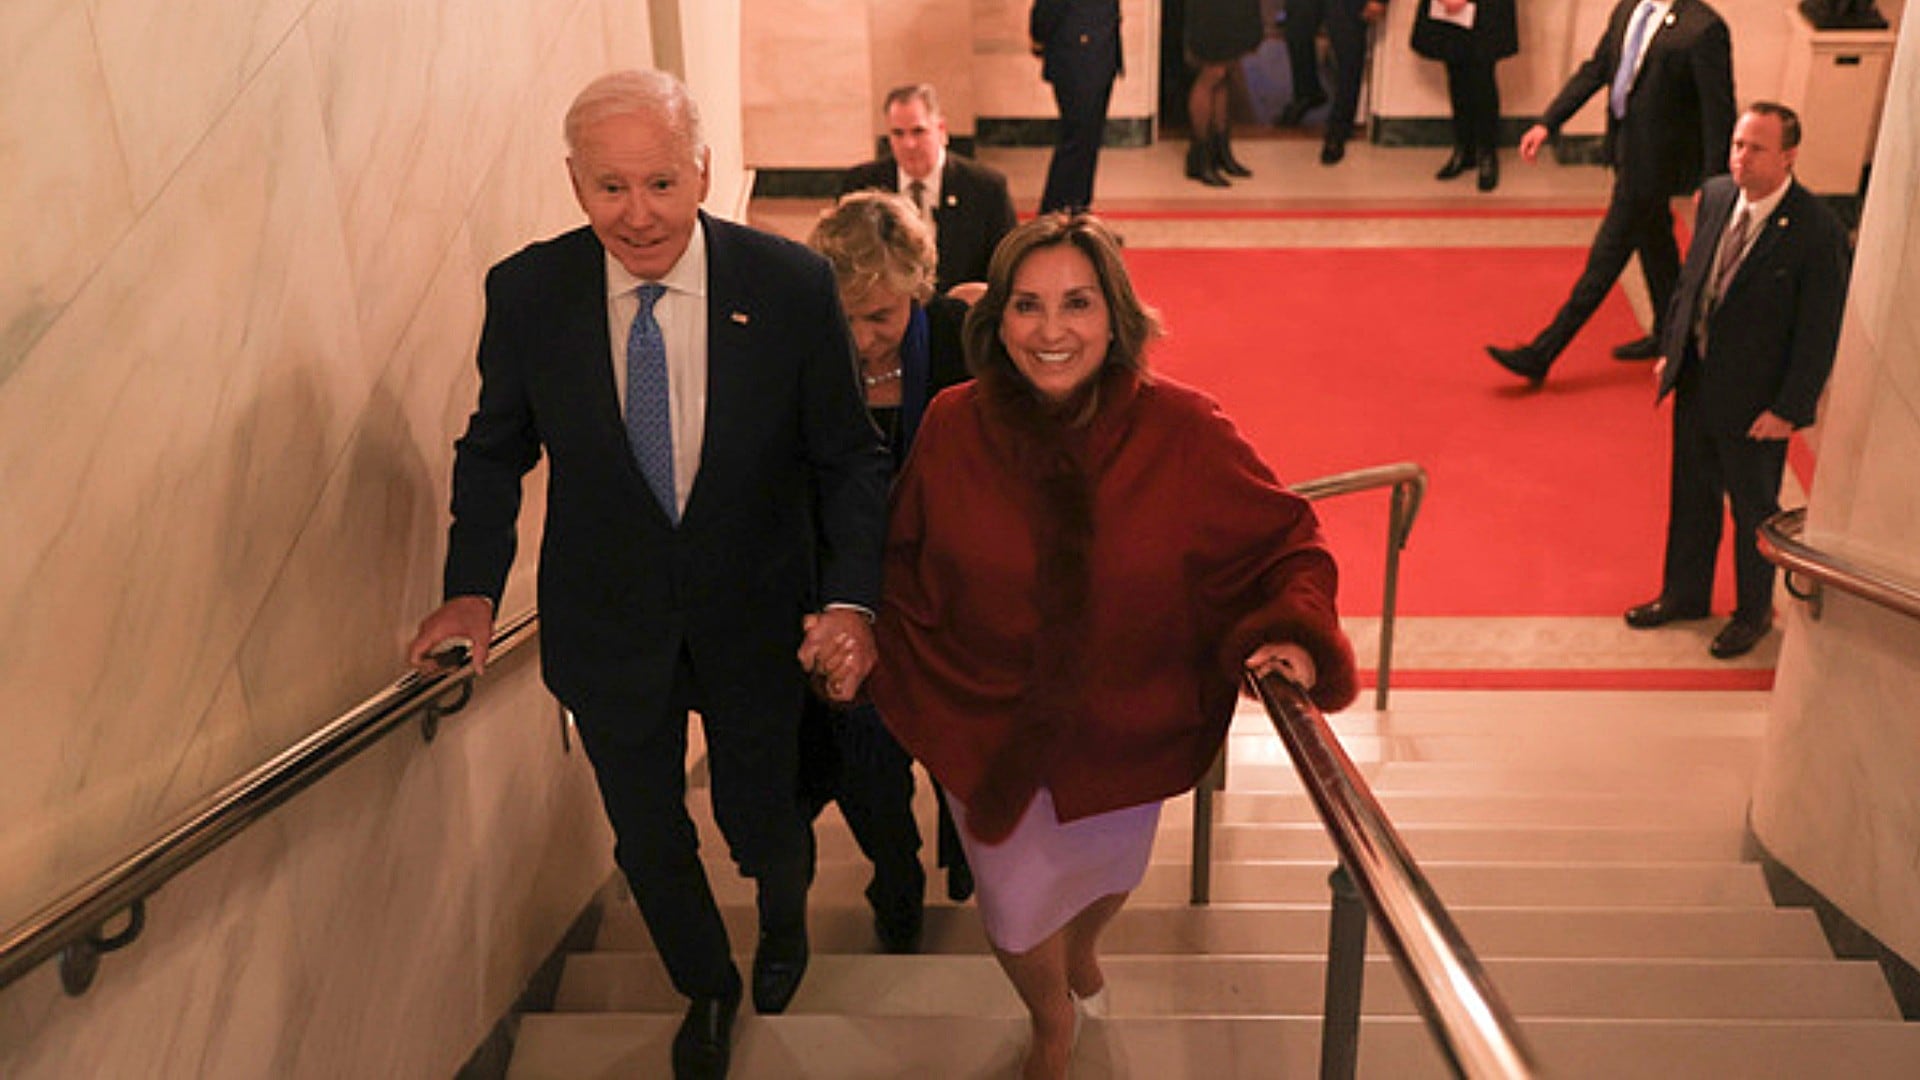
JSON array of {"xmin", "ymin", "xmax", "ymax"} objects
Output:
[
  {"xmin": 1759, "ymin": 507, "xmax": 1920, "ymax": 623},
  {"xmin": 1190, "ymin": 462, "xmax": 1428, "ymax": 906},
  {"xmin": 0, "ymin": 609, "xmax": 540, "ymax": 995},
  {"xmin": 1250, "ymin": 670, "xmax": 1537, "ymax": 1080}
]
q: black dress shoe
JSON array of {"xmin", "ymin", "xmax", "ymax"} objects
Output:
[
  {"xmin": 1485, "ymin": 344, "xmax": 1549, "ymax": 386},
  {"xmin": 751, "ymin": 930, "xmax": 809, "ymax": 1014},
  {"xmin": 1624, "ymin": 598, "xmax": 1711, "ymax": 629},
  {"xmin": 1710, "ymin": 617, "xmax": 1771, "ymax": 659},
  {"xmin": 672, "ymin": 984, "xmax": 741, "ymax": 1080},
  {"xmin": 1476, "ymin": 153, "xmax": 1500, "ymax": 192},
  {"xmin": 1436, "ymin": 147, "xmax": 1475, "ymax": 180},
  {"xmin": 874, "ymin": 903, "xmax": 924, "ymax": 954},
  {"xmin": 1276, "ymin": 92, "xmax": 1327, "ymax": 127},
  {"xmin": 945, "ymin": 862, "xmax": 974, "ymax": 903},
  {"xmin": 1611, "ymin": 335, "xmax": 1660, "ymax": 361},
  {"xmin": 1319, "ymin": 137, "xmax": 1346, "ymax": 165}
]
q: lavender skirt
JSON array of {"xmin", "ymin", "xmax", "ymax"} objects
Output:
[{"xmin": 945, "ymin": 786, "xmax": 1162, "ymax": 955}]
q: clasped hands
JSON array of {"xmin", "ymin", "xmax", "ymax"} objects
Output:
[{"xmin": 798, "ymin": 608, "xmax": 877, "ymax": 705}]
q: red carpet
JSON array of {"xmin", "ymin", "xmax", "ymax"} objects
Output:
[{"xmin": 1129, "ymin": 244, "xmax": 1749, "ymax": 618}]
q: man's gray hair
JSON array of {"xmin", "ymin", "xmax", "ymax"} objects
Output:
[
  {"xmin": 882, "ymin": 83, "xmax": 941, "ymax": 119},
  {"xmin": 564, "ymin": 69, "xmax": 707, "ymax": 164}
]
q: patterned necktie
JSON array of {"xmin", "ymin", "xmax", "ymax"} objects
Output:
[
  {"xmin": 908, "ymin": 179, "xmax": 928, "ymax": 217},
  {"xmin": 626, "ymin": 282, "xmax": 677, "ymax": 523},
  {"xmin": 1711, "ymin": 208, "xmax": 1751, "ymax": 307},
  {"xmin": 1611, "ymin": 2, "xmax": 1658, "ymax": 119}
]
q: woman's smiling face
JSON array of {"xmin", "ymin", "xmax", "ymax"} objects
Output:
[{"xmin": 997, "ymin": 244, "xmax": 1113, "ymax": 402}]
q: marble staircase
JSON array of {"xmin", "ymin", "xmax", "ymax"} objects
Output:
[{"xmin": 506, "ymin": 690, "xmax": 1920, "ymax": 1078}]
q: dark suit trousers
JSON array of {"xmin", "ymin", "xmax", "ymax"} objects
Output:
[
  {"xmin": 574, "ymin": 647, "xmax": 813, "ymax": 1000},
  {"xmin": 800, "ymin": 698, "xmax": 925, "ymax": 919},
  {"xmin": 1532, "ymin": 174, "xmax": 1680, "ymax": 363},
  {"xmin": 1443, "ymin": 57, "xmax": 1500, "ymax": 155},
  {"xmin": 1285, "ymin": 0, "xmax": 1369, "ymax": 141},
  {"xmin": 1663, "ymin": 357, "xmax": 1788, "ymax": 623},
  {"xmin": 1041, "ymin": 64, "xmax": 1116, "ymax": 213}
]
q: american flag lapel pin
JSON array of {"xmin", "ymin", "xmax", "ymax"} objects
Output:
[
  {"xmin": 730, "ymin": 311, "xmax": 750, "ymax": 325},
  {"xmin": 945, "ymin": 193, "xmax": 958, "ymax": 208}
]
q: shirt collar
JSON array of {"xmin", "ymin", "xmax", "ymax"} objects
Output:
[
  {"xmin": 897, "ymin": 149, "xmax": 946, "ymax": 198},
  {"xmin": 604, "ymin": 217, "xmax": 709, "ymax": 301},
  {"xmin": 1735, "ymin": 177, "xmax": 1792, "ymax": 229}
]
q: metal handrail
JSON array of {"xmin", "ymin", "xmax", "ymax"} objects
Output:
[
  {"xmin": 1250, "ymin": 670, "xmax": 1537, "ymax": 1080},
  {"xmin": 1759, "ymin": 507, "xmax": 1920, "ymax": 622},
  {"xmin": 0, "ymin": 609, "xmax": 540, "ymax": 995},
  {"xmin": 1191, "ymin": 462, "xmax": 1428, "ymax": 905},
  {"xmin": 1292, "ymin": 462, "xmax": 1429, "ymax": 711}
]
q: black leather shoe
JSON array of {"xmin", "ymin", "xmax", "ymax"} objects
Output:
[
  {"xmin": 1477, "ymin": 152, "xmax": 1500, "ymax": 192},
  {"xmin": 1319, "ymin": 137, "xmax": 1346, "ymax": 165},
  {"xmin": 751, "ymin": 930, "xmax": 809, "ymax": 1014},
  {"xmin": 1710, "ymin": 617, "xmax": 1771, "ymax": 659},
  {"xmin": 1611, "ymin": 335, "xmax": 1660, "ymax": 361},
  {"xmin": 946, "ymin": 862, "xmax": 974, "ymax": 903},
  {"xmin": 672, "ymin": 983, "xmax": 741, "ymax": 1080},
  {"xmin": 1436, "ymin": 147, "xmax": 1475, "ymax": 180},
  {"xmin": 1212, "ymin": 132, "xmax": 1253, "ymax": 178},
  {"xmin": 874, "ymin": 903, "xmax": 924, "ymax": 955},
  {"xmin": 1624, "ymin": 598, "xmax": 1711, "ymax": 629},
  {"xmin": 1486, "ymin": 344, "xmax": 1549, "ymax": 387},
  {"xmin": 1276, "ymin": 92, "xmax": 1327, "ymax": 127}
]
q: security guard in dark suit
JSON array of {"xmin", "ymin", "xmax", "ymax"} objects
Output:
[{"xmin": 1031, "ymin": 0, "xmax": 1122, "ymax": 213}]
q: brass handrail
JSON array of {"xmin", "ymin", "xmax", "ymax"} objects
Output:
[
  {"xmin": 1191, "ymin": 462, "xmax": 1428, "ymax": 906},
  {"xmin": 1759, "ymin": 507, "xmax": 1920, "ymax": 622},
  {"xmin": 1250, "ymin": 670, "xmax": 1537, "ymax": 1080},
  {"xmin": 0, "ymin": 610, "xmax": 540, "ymax": 994}
]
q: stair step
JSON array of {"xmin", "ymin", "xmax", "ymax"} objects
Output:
[
  {"xmin": 701, "ymin": 860, "xmax": 1775, "ymax": 908},
  {"xmin": 554, "ymin": 953, "xmax": 1900, "ymax": 1021},
  {"xmin": 1203, "ymin": 790, "xmax": 1751, "ymax": 828},
  {"xmin": 507, "ymin": 1013, "xmax": 1920, "ymax": 1079},
  {"xmin": 1217, "ymin": 760, "xmax": 1756, "ymax": 796},
  {"xmin": 1224, "ymin": 731, "xmax": 1763, "ymax": 769},
  {"xmin": 594, "ymin": 902, "xmax": 1835, "ymax": 960}
]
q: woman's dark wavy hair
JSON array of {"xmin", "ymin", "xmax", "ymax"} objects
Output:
[{"xmin": 963, "ymin": 213, "xmax": 1163, "ymax": 418}]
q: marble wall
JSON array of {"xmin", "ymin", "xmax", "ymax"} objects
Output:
[
  {"xmin": 0, "ymin": 0, "xmax": 737, "ymax": 1074},
  {"xmin": 1752, "ymin": 8, "xmax": 1920, "ymax": 967}
]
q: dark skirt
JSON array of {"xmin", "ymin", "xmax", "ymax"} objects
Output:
[{"xmin": 1185, "ymin": 0, "xmax": 1264, "ymax": 63}]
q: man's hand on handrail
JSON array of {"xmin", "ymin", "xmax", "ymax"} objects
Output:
[
  {"xmin": 1245, "ymin": 642, "xmax": 1317, "ymax": 691},
  {"xmin": 408, "ymin": 596, "xmax": 496, "ymax": 675}
]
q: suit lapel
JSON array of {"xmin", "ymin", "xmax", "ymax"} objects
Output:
[
  {"xmin": 1724, "ymin": 183, "xmax": 1798, "ymax": 301},
  {"xmin": 695, "ymin": 214, "xmax": 751, "ymax": 518},
  {"xmin": 555, "ymin": 233, "xmax": 634, "ymax": 461}
]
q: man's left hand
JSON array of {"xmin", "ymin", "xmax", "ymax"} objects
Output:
[
  {"xmin": 798, "ymin": 608, "xmax": 877, "ymax": 704},
  {"xmin": 1748, "ymin": 411, "xmax": 1795, "ymax": 441}
]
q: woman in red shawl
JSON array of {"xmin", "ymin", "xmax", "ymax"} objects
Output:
[{"xmin": 863, "ymin": 213, "xmax": 1357, "ymax": 1078}]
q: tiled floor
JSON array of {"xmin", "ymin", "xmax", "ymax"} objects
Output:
[{"xmin": 749, "ymin": 135, "xmax": 1788, "ymax": 679}]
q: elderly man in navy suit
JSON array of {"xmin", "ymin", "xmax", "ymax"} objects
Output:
[
  {"xmin": 1487, "ymin": 0, "xmax": 1735, "ymax": 383},
  {"xmin": 407, "ymin": 70, "xmax": 889, "ymax": 1079},
  {"xmin": 840, "ymin": 84, "xmax": 1018, "ymax": 295},
  {"xmin": 1625, "ymin": 102, "xmax": 1849, "ymax": 659}
]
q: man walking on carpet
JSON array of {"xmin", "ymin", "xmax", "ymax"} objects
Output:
[
  {"xmin": 1486, "ymin": 0, "xmax": 1734, "ymax": 385},
  {"xmin": 1625, "ymin": 102, "xmax": 1848, "ymax": 660}
]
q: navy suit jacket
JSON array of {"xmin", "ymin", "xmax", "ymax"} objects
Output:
[
  {"xmin": 839, "ymin": 154, "xmax": 1018, "ymax": 293},
  {"xmin": 443, "ymin": 213, "xmax": 890, "ymax": 725},
  {"xmin": 1657, "ymin": 177, "xmax": 1850, "ymax": 434},
  {"xmin": 1541, "ymin": 0, "xmax": 1735, "ymax": 199}
]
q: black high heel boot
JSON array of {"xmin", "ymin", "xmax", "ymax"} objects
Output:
[
  {"xmin": 1435, "ymin": 145, "xmax": 1475, "ymax": 180},
  {"xmin": 1186, "ymin": 137, "xmax": 1229, "ymax": 187},
  {"xmin": 1477, "ymin": 149, "xmax": 1500, "ymax": 191},
  {"xmin": 1212, "ymin": 131, "xmax": 1252, "ymax": 178}
]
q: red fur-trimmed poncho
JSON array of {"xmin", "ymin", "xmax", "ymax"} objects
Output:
[{"xmin": 870, "ymin": 366, "xmax": 1357, "ymax": 843}]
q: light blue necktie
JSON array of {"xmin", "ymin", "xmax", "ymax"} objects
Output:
[
  {"xmin": 1611, "ymin": 2, "xmax": 1658, "ymax": 119},
  {"xmin": 626, "ymin": 283, "xmax": 677, "ymax": 523}
]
